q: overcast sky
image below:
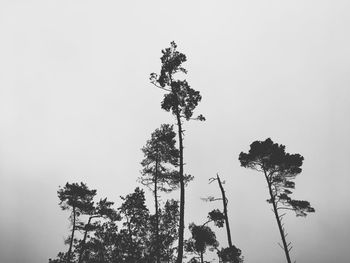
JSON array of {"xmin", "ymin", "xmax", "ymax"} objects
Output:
[{"xmin": 0, "ymin": 1, "xmax": 350, "ymax": 263}]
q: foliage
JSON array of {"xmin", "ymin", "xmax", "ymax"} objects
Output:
[
  {"xmin": 239, "ymin": 138, "xmax": 315, "ymax": 216},
  {"xmin": 51, "ymin": 182, "xmax": 182, "ymax": 263},
  {"xmin": 140, "ymin": 124, "xmax": 180, "ymax": 192},
  {"xmin": 208, "ymin": 209, "xmax": 225, "ymax": 228},
  {"xmin": 118, "ymin": 187, "xmax": 150, "ymax": 262},
  {"xmin": 57, "ymin": 182, "xmax": 97, "ymax": 263},
  {"xmin": 57, "ymin": 182, "xmax": 96, "ymax": 214},
  {"xmin": 185, "ymin": 223, "xmax": 218, "ymax": 262},
  {"xmin": 158, "ymin": 199, "xmax": 180, "ymax": 261},
  {"xmin": 150, "ymin": 41, "xmax": 204, "ymax": 122},
  {"xmin": 239, "ymin": 138, "xmax": 315, "ymax": 263},
  {"xmin": 217, "ymin": 246, "xmax": 243, "ymax": 263},
  {"xmin": 150, "ymin": 41, "xmax": 205, "ymax": 263}
]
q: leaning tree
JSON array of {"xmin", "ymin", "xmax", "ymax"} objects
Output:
[
  {"xmin": 57, "ymin": 182, "xmax": 97, "ymax": 263},
  {"xmin": 150, "ymin": 41, "xmax": 205, "ymax": 263},
  {"xmin": 204, "ymin": 174, "xmax": 243, "ymax": 263},
  {"xmin": 239, "ymin": 138, "xmax": 315, "ymax": 263},
  {"xmin": 77, "ymin": 197, "xmax": 118, "ymax": 263}
]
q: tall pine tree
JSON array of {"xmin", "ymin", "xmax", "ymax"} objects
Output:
[{"xmin": 150, "ymin": 41, "xmax": 205, "ymax": 263}]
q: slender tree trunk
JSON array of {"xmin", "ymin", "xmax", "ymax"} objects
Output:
[
  {"xmin": 264, "ymin": 171, "xmax": 292, "ymax": 263},
  {"xmin": 78, "ymin": 216, "xmax": 93, "ymax": 263},
  {"xmin": 67, "ymin": 206, "xmax": 76, "ymax": 263},
  {"xmin": 216, "ymin": 174, "xmax": 233, "ymax": 248},
  {"xmin": 154, "ymin": 159, "xmax": 161, "ymax": 263},
  {"xmin": 200, "ymin": 251, "xmax": 204, "ymax": 263},
  {"xmin": 176, "ymin": 111, "xmax": 185, "ymax": 263}
]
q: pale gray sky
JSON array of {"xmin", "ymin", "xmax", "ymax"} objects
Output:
[{"xmin": 0, "ymin": 1, "xmax": 349, "ymax": 263}]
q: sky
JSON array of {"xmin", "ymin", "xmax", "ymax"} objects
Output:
[{"xmin": 0, "ymin": 1, "xmax": 349, "ymax": 262}]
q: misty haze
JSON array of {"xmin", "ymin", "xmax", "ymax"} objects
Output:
[{"xmin": 1, "ymin": 1, "xmax": 349, "ymax": 263}]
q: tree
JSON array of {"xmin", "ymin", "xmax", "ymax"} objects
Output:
[
  {"xmin": 208, "ymin": 174, "xmax": 233, "ymax": 248},
  {"xmin": 185, "ymin": 223, "xmax": 218, "ymax": 263},
  {"xmin": 57, "ymin": 182, "xmax": 97, "ymax": 263},
  {"xmin": 151, "ymin": 41, "xmax": 205, "ymax": 263},
  {"xmin": 140, "ymin": 124, "xmax": 180, "ymax": 263},
  {"xmin": 157, "ymin": 199, "xmax": 180, "ymax": 262},
  {"xmin": 77, "ymin": 198, "xmax": 119, "ymax": 263},
  {"xmin": 118, "ymin": 187, "xmax": 150, "ymax": 262},
  {"xmin": 82, "ymin": 220, "xmax": 122, "ymax": 263},
  {"xmin": 239, "ymin": 138, "xmax": 315, "ymax": 263},
  {"xmin": 203, "ymin": 174, "xmax": 243, "ymax": 263}
]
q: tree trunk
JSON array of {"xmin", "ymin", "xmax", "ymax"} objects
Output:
[
  {"xmin": 67, "ymin": 206, "xmax": 76, "ymax": 263},
  {"xmin": 154, "ymin": 159, "xmax": 161, "ymax": 263},
  {"xmin": 217, "ymin": 174, "xmax": 233, "ymax": 248},
  {"xmin": 200, "ymin": 251, "xmax": 204, "ymax": 263},
  {"xmin": 264, "ymin": 171, "xmax": 292, "ymax": 263},
  {"xmin": 78, "ymin": 216, "xmax": 93, "ymax": 263},
  {"xmin": 176, "ymin": 111, "xmax": 185, "ymax": 263}
]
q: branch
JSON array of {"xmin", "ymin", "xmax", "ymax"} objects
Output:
[
  {"xmin": 209, "ymin": 177, "xmax": 217, "ymax": 184},
  {"xmin": 202, "ymin": 219, "xmax": 212, "ymax": 226},
  {"xmin": 214, "ymin": 198, "xmax": 223, "ymax": 202},
  {"xmin": 278, "ymin": 212, "xmax": 287, "ymax": 218},
  {"xmin": 151, "ymin": 81, "xmax": 171, "ymax": 92},
  {"xmin": 201, "ymin": 195, "xmax": 223, "ymax": 202},
  {"xmin": 277, "ymin": 207, "xmax": 295, "ymax": 211},
  {"xmin": 138, "ymin": 180, "xmax": 154, "ymax": 192}
]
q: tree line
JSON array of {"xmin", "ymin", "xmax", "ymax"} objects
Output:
[{"xmin": 49, "ymin": 42, "xmax": 315, "ymax": 263}]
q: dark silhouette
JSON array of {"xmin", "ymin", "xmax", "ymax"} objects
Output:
[
  {"xmin": 118, "ymin": 187, "xmax": 180, "ymax": 263},
  {"xmin": 84, "ymin": 220, "xmax": 120, "ymax": 262},
  {"xmin": 51, "ymin": 182, "xmax": 180, "ymax": 263},
  {"xmin": 203, "ymin": 174, "xmax": 243, "ymax": 263},
  {"xmin": 139, "ymin": 124, "xmax": 180, "ymax": 263},
  {"xmin": 118, "ymin": 187, "xmax": 150, "ymax": 262},
  {"xmin": 209, "ymin": 174, "xmax": 233, "ymax": 248},
  {"xmin": 77, "ymin": 198, "xmax": 118, "ymax": 263},
  {"xmin": 156, "ymin": 199, "xmax": 180, "ymax": 262},
  {"xmin": 239, "ymin": 138, "xmax": 315, "ymax": 263},
  {"xmin": 185, "ymin": 223, "xmax": 218, "ymax": 263},
  {"xmin": 150, "ymin": 41, "xmax": 205, "ymax": 263},
  {"xmin": 57, "ymin": 182, "xmax": 97, "ymax": 263}
]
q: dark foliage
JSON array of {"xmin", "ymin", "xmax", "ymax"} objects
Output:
[
  {"xmin": 208, "ymin": 209, "xmax": 225, "ymax": 228},
  {"xmin": 239, "ymin": 138, "xmax": 315, "ymax": 263},
  {"xmin": 57, "ymin": 182, "xmax": 97, "ymax": 263},
  {"xmin": 239, "ymin": 138, "xmax": 315, "ymax": 217},
  {"xmin": 217, "ymin": 246, "xmax": 243, "ymax": 263},
  {"xmin": 51, "ymin": 183, "xmax": 179, "ymax": 263},
  {"xmin": 140, "ymin": 124, "xmax": 180, "ymax": 192},
  {"xmin": 150, "ymin": 41, "xmax": 205, "ymax": 263},
  {"xmin": 185, "ymin": 223, "xmax": 218, "ymax": 263}
]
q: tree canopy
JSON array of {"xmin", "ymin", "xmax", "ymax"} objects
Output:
[{"xmin": 239, "ymin": 138, "xmax": 315, "ymax": 263}]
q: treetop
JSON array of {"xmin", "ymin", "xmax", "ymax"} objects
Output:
[{"xmin": 239, "ymin": 138, "xmax": 304, "ymax": 177}]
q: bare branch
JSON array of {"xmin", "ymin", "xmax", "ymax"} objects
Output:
[
  {"xmin": 279, "ymin": 213, "xmax": 287, "ymax": 218},
  {"xmin": 209, "ymin": 177, "xmax": 217, "ymax": 184},
  {"xmin": 277, "ymin": 207, "xmax": 296, "ymax": 211},
  {"xmin": 200, "ymin": 196, "xmax": 222, "ymax": 202},
  {"xmin": 151, "ymin": 81, "xmax": 172, "ymax": 92}
]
